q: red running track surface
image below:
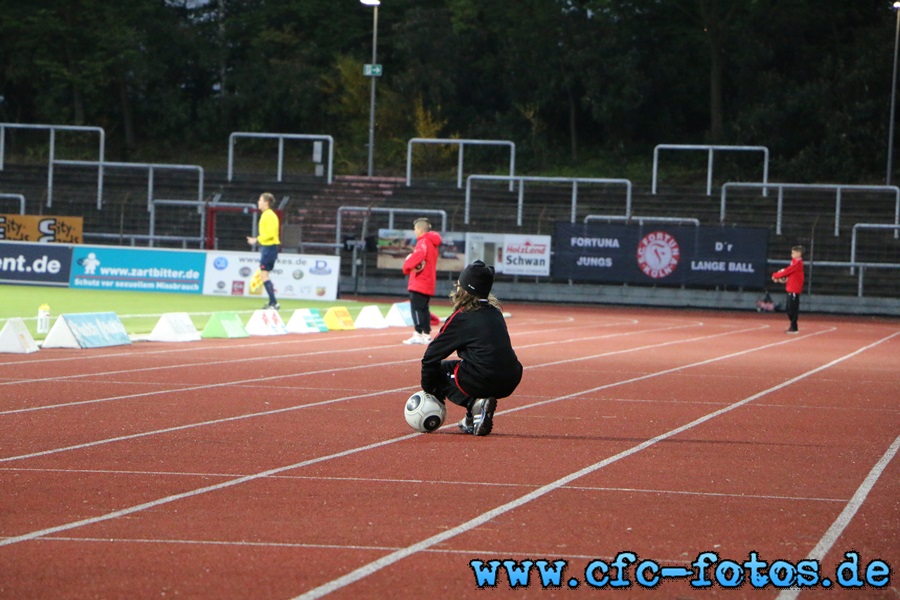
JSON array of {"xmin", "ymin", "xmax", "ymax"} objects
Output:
[{"xmin": 0, "ymin": 305, "xmax": 898, "ymax": 599}]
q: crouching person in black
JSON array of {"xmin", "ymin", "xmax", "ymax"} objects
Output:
[{"xmin": 421, "ymin": 260, "xmax": 523, "ymax": 436}]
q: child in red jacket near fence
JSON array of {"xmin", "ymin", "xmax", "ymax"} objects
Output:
[
  {"xmin": 401, "ymin": 218, "xmax": 442, "ymax": 345},
  {"xmin": 772, "ymin": 245, "xmax": 805, "ymax": 334}
]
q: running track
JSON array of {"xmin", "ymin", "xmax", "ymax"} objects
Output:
[{"xmin": 0, "ymin": 305, "xmax": 897, "ymax": 598}]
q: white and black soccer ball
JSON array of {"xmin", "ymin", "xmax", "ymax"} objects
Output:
[{"xmin": 404, "ymin": 391, "xmax": 446, "ymax": 433}]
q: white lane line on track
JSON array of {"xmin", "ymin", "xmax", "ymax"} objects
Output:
[
  {"xmin": 292, "ymin": 330, "xmax": 900, "ymax": 600},
  {"xmin": 42, "ymin": 531, "xmax": 888, "ymax": 577},
  {"xmin": 0, "ymin": 385, "xmax": 414, "ymax": 463},
  {"xmin": 0, "ymin": 534, "xmax": 825, "ymax": 567},
  {"xmin": 0, "ymin": 323, "xmax": 764, "ymax": 460},
  {"xmin": 0, "ymin": 465, "xmax": 850, "ymax": 503},
  {"xmin": 775, "ymin": 433, "xmax": 900, "ymax": 600},
  {"xmin": 0, "ymin": 317, "xmax": 637, "ymax": 388},
  {"xmin": 0, "ymin": 432, "xmax": 415, "ymax": 548},
  {"xmin": 498, "ymin": 325, "xmax": 828, "ymax": 418},
  {"xmin": 0, "ymin": 320, "xmax": 701, "ymax": 415},
  {"xmin": 0, "ymin": 356, "xmax": 413, "ymax": 416},
  {"xmin": 0, "ymin": 314, "xmax": 594, "ymax": 371},
  {"xmin": 1, "ymin": 327, "xmax": 888, "ymax": 553}
]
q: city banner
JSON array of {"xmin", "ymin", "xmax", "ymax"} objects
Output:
[
  {"xmin": 552, "ymin": 222, "xmax": 768, "ymax": 288},
  {"xmin": 0, "ymin": 214, "xmax": 83, "ymax": 243}
]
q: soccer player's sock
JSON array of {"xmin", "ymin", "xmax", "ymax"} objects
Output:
[{"xmin": 264, "ymin": 280, "xmax": 276, "ymax": 304}]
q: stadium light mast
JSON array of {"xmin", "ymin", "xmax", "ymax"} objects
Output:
[
  {"xmin": 888, "ymin": 1, "xmax": 900, "ymax": 185},
  {"xmin": 361, "ymin": 0, "xmax": 380, "ymax": 177}
]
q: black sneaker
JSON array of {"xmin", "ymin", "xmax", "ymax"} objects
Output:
[
  {"xmin": 472, "ymin": 397, "xmax": 497, "ymax": 437},
  {"xmin": 457, "ymin": 415, "xmax": 474, "ymax": 434}
]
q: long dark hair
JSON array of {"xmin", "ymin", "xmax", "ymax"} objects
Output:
[{"xmin": 450, "ymin": 285, "xmax": 502, "ymax": 312}]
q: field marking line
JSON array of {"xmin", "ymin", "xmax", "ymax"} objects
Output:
[
  {"xmin": 496, "ymin": 325, "xmax": 828, "ymax": 419},
  {"xmin": 0, "ymin": 433, "xmax": 418, "ymax": 548},
  {"xmin": 775, "ymin": 433, "xmax": 900, "ymax": 600},
  {"xmin": 293, "ymin": 330, "xmax": 900, "ymax": 599},
  {"xmin": 0, "ymin": 323, "xmax": 760, "ymax": 460},
  {"xmin": 0, "ymin": 320, "xmax": 703, "ymax": 415},
  {"xmin": 0, "ymin": 326, "xmax": 875, "ymax": 551},
  {"xmin": 0, "ymin": 313, "xmax": 595, "ymax": 370},
  {"xmin": 0, "ymin": 316, "xmax": 638, "ymax": 386},
  {"xmin": 0, "ymin": 385, "xmax": 412, "ymax": 463},
  {"xmin": 24, "ymin": 531, "xmax": 860, "ymax": 571},
  {"xmin": 0, "ymin": 464, "xmax": 849, "ymax": 504}
]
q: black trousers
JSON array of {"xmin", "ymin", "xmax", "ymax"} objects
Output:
[
  {"xmin": 409, "ymin": 291, "xmax": 431, "ymax": 335},
  {"xmin": 436, "ymin": 360, "xmax": 475, "ymax": 413},
  {"xmin": 786, "ymin": 292, "xmax": 801, "ymax": 331}
]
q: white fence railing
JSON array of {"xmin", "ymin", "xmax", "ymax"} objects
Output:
[
  {"xmin": 720, "ymin": 182, "xmax": 900, "ymax": 237},
  {"xmin": 227, "ymin": 132, "xmax": 334, "ymax": 184},
  {"xmin": 406, "ymin": 138, "xmax": 516, "ymax": 190},
  {"xmin": 465, "ymin": 175, "xmax": 633, "ymax": 226},
  {"xmin": 652, "ymin": 144, "xmax": 769, "ymax": 196}
]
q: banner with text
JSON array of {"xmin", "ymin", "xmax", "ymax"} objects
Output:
[
  {"xmin": 0, "ymin": 214, "xmax": 83, "ymax": 243},
  {"xmin": 69, "ymin": 246, "xmax": 206, "ymax": 294},
  {"xmin": 202, "ymin": 251, "xmax": 341, "ymax": 301},
  {"xmin": 464, "ymin": 233, "xmax": 552, "ymax": 276},
  {"xmin": 552, "ymin": 222, "xmax": 768, "ymax": 288},
  {"xmin": 0, "ymin": 241, "xmax": 73, "ymax": 286}
]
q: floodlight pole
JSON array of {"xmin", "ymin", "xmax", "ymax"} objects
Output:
[
  {"xmin": 888, "ymin": 2, "xmax": 900, "ymax": 185},
  {"xmin": 362, "ymin": 1, "xmax": 380, "ymax": 177}
]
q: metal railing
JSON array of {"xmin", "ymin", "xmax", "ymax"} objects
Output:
[
  {"xmin": 720, "ymin": 182, "xmax": 900, "ymax": 237},
  {"xmin": 768, "ymin": 258, "xmax": 900, "ymax": 298},
  {"xmin": 0, "ymin": 122, "xmax": 106, "ymax": 207},
  {"xmin": 584, "ymin": 214, "xmax": 700, "ymax": 227},
  {"xmin": 465, "ymin": 175, "xmax": 633, "ymax": 226},
  {"xmin": 652, "ymin": 144, "xmax": 769, "ymax": 197},
  {"xmin": 205, "ymin": 194, "xmax": 259, "ymax": 251},
  {"xmin": 0, "ymin": 193, "xmax": 25, "ymax": 214},
  {"xmin": 227, "ymin": 132, "xmax": 334, "ymax": 184},
  {"xmin": 53, "ymin": 160, "xmax": 205, "ymax": 248},
  {"xmin": 406, "ymin": 138, "xmax": 516, "ymax": 190},
  {"xmin": 53, "ymin": 159, "xmax": 204, "ymax": 209},
  {"xmin": 149, "ymin": 199, "xmax": 207, "ymax": 249},
  {"xmin": 336, "ymin": 206, "xmax": 449, "ymax": 285},
  {"xmin": 849, "ymin": 262, "xmax": 900, "ymax": 297},
  {"xmin": 335, "ymin": 206, "xmax": 448, "ymax": 254},
  {"xmin": 83, "ymin": 232, "xmax": 203, "ymax": 248},
  {"xmin": 85, "ymin": 199, "xmax": 207, "ymax": 250},
  {"xmin": 850, "ymin": 224, "xmax": 900, "ymax": 275}
]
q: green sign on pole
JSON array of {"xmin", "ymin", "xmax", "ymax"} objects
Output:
[{"xmin": 364, "ymin": 64, "xmax": 383, "ymax": 77}]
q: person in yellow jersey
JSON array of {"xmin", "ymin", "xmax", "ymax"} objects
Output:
[{"xmin": 246, "ymin": 192, "xmax": 281, "ymax": 309}]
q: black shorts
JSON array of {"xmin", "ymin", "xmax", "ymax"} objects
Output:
[{"xmin": 259, "ymin": 245, "xmax": 279, "ymax": 271}]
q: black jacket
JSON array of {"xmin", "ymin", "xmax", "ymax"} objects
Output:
[{"xmin": 421, "ymin": 301, "xmax": 522, "ymax": 399}]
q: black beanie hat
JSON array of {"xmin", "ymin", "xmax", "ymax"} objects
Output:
[{"xmin": 458, "ymin": 260, "xmax": 494, "ymax": 298}]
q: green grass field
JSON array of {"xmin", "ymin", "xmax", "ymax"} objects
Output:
[{"xmin": 0, "ymin": 284, "xmax": 413, "ymax": 340}]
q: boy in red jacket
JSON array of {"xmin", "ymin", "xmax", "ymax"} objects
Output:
[
  {"xmin": 401, "ymin": 218, "xmax": 442, "ymax": 345},
  {"xmin": 772, "ymin": 245, "xmax": 805, "ymax": 334}
]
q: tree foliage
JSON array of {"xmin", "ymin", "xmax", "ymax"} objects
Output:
[{"xmin": 0, "ymin": 0, "xmax": 894, "ymax": 181}]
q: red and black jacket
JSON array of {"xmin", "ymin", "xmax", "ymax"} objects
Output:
[{"xmin": 421, "ymin": 301, "xmax": 522, "ymax": 400}]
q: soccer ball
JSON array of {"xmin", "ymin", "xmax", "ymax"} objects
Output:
[{"xmin": 404, "ymin": 391, "xmax": 446, "ymax": 433}]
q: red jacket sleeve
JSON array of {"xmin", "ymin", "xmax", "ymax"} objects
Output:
[
  {"xmin": 402, "ymin": 243, "xmax": 426, "ymax": 274},
  {"xmin": 772, "ymin": 261, "xmax": 802, "ymax": 280}
]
